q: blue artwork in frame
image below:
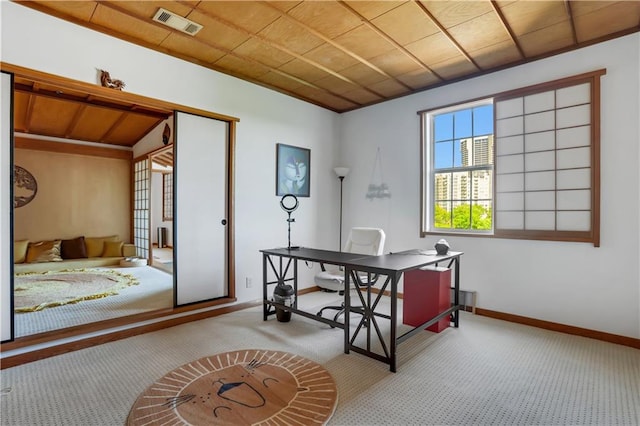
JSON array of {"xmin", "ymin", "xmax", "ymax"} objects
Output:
[{"xmin": 276, "ymin": 143, "xmax": 310, "ymax": 197}]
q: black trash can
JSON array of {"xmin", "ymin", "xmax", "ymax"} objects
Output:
[
  {"xmin": 157, "ymin": 227, "xmax": 168, "ymax": 248},
  {"xmin": 273, "ymin": 283, "xmax": 295, "ymax": 322}
]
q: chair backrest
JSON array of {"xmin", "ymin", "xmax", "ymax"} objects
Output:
[{"xmin": 343, "ymin": 227, "xmax": 385, "ymax": 256}]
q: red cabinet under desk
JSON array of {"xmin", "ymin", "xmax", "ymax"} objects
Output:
[{"xmin": 403, "ymin": 266, "xmax": 451, "ymax": 333}]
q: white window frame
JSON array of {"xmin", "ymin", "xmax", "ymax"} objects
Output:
[{"xmin": 421, "ymin": 98, "xmax": 494, "ymax": 235}]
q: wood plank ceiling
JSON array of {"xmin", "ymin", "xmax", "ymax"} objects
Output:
[
  {"xmin": 13, "ymin": 75, "xmax": 172, "ymax": 147},
  {"xmin": 14, "ymin": 1, "xmax": 640, "ymax": 113}
]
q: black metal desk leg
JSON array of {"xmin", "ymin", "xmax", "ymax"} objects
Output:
[
  {"xmin": 344, "ymin": 267, "xmax": 350, "ymax": 354},
  {"xmin": 262, "ymin": 253, "xmax": 268, "ymax": 321},
  {"xmin": 390, "ymin": 272, "xmax": 400, "ymax": 372},
  {"xmin": 454, "ymin": 256, "xmax": 460, "ymax": 327}
]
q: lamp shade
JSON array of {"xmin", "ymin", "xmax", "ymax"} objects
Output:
[{"xmin": 334, "ymin": 167, "xmax": 350, "ymax": 177}]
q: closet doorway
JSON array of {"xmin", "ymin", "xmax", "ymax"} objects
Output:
[{"xmin": 150, "ymin": 146, "xmax": 173, "ymax": 274}]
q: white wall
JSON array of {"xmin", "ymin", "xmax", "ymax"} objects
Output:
[
  {"xmin": 340, "ymin": 34, "xmax": 640, "ymax": 339},
  {"xmin": 0, "ymin": 2, "xmax": 340, "ymax": 306}
]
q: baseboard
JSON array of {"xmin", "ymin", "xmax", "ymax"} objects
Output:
[
  {"xmin": 324, "ymin": 285, "xmax": 639, "ymax": 348},
  {"xmin": 476, "ymin": 308, "xmax": 640, "ymax": 349}
]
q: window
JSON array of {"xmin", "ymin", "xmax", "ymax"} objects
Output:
[
  {"xmin": 421, "ymin": 100, "xmax": 494, "ymax": 233},
  {"xmin": 420, "ymin": 70, "xmax": 604, "ymax": 246},
  {"xmin": 162, "ymin": 172, "xmax": 173, "ymax": 221}
]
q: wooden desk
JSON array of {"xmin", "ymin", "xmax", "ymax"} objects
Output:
[{"xmin": 260, "ymin": 247, "xmax": 463, "ymax": 372}]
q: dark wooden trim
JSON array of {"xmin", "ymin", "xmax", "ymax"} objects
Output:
[
  {"xmin": 227, "ymin": 120, "xmax": 237, "ymax": 301},
  {"xmin": 0, "ymin": 298, "xmax": 246, "ymax": 369},
  {"xmin": 476, "ymin": 308, "xmax": 640, "ymax": 350},
  {"xmin": 14, "ymin": 136, "xmax": 132, "ymax": 160},
  {"xmin": 1, "ymin": 297, "xmax": 237, "ymax": 352}
]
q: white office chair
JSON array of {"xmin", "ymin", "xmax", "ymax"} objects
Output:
[{"xmin": 315, "ymin": 227, "xmax": 386, "ymax": 321}]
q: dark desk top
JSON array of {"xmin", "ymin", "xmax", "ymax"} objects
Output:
[
  {"xmin": 260, "ymin": 247, "xmax": 463, "ymax": 273},
  {"xmin": 347, "ymin": 249, "xmax": 463, "ymax": 273},
  {"xmin": 260, "ymin": 247, "xmax": 371, "ymax": 266}
]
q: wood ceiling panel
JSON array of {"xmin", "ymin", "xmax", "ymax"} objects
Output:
[
  {"xmin": 91, "ymin": 3, "xmax": 171, "ymax": 45},
  {"xmin": 397, "ymin": 69, "xmax": 441, "ymax": 89},
  {"xmin": 340, "ymin": 88, "xmax": 383, "ymax": 105},
  {"xmin": 213, "ymin": 55, "xmax": 271, "ymax": 80},
  {"xmin": 258, "ymin": 71, "xmax": 307, "ymax": 93},
  {"xmin": 160, "ymin": 33, "xmax": 226, "ymax": 64},
  {"xmin": 428, "ymin": 56, "xmax": 479, "ymax": 80},
  {"xmin": 469, "ymin": 40, "xmax": 523, "ymax": 70},
  {"xmin": 104, "ymin": 114, "xmax": 162, "ymax": 146},
  {"xmin": 265, "ymin": 1, "xmax": 303, "ymax": 14},
  {"xmin": 406, "ymin": 33, "xmax": 465, "ymax": 66},
  {"xmin": 518, "ymin": 21, "xmax": 575, "ymax": 57},
  {"xmin": 368, "ymin": 49, "xmax": 424, "ymax": 76},
  {"xmin": 368, "ymin": 79, "xmax": 410, "ymax": 98},
  {"xmin": 343, "ymin": 1, "xmax": 406, "ymax": 20},
  {"xmin": 419, "ymin": 0, "xmax": 494, "ymax": 29},
  {"xmin": 570, "ymin": 0, "xmax": 620, "ymax": 16},
  {"xmin": 67, "ymin": 106, "xmax": 124, "ymax": 143},
  {"xmin": 314, "ymin": 74, "xmax": 363, "ymax": 96},
  {"xmin": 28, "ymin": 97, "xmax": 82, "ymax": 138},
  {"xmin": 286, "ymin": 1, "xmax": 363, "ymax": 39},
  {"xmin": 258, "ymin": 18, "xmax": 324, "ymax": 55},
  {"xmin": 278, "ymin": 59, "xmax": 332, "ymax": 83},
  {"xmin": 573, "ymin": 2, "xmax": 640, "ymax": 42},
  {"xmin": 232, "ymin": 38, "xmax": 295, "ymax": 69},
  {"xmin": 13, "ymin": 92, "xmax": 34, "ymax": 134},
  {"xmin": 303, "ymin": 43, "xmax": 360, "ymax": 72},
  {"xmin": 372, "ymin": 2, "xmax": 440, "ymax": 45},
  {"xmin": 27, "ymin": 0, "xmax": 97, "ymax": 21},
  {"xmin": 499, "ymin": 1, "xmax": 569, "ymax": 36},
  {"xmin": 294, "ymin": 85, "xmax": 359, "ymax": 111},
  {"xmin": 332, "ymin": 25, "xmax": 396, "ymax": 61},
  {"xmin": 340, "ymin": 63, "xmax": 389, "ymax": 87},
  {"xmin": 196, "ymin": 1, "xmax": 281, "ymax": 33},
  {"xmin": 447, "ymin": 11, "xmax": 511, "ymax": 54}
]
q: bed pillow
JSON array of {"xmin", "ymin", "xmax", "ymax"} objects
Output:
[
  {"xmin": 61, "ymin": 236, "xmax": 88, "ymax": 259},
  {"xmin": 85, "ymin": 235, "xmax": 118, "ymax": 258},
  {"xmin": 26, "ymin": 240, "xmax": 63, "ymax": 263},
  {"xmin": 102, "ymin": 240, "xmax": 124, "ymax": 257},
  {"xmin": 14, "ymin": 240, "xmax": 29, "ymax": 264}
]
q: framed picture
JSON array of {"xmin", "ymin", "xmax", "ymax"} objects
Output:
[{"xmin": 276, "ymin": 143, "xmax": 310, "ymax": 197}]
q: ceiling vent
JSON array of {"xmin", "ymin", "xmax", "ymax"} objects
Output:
[{"xmin": 152, "ymin": 8, "xmax": 202, "ymax": 36}]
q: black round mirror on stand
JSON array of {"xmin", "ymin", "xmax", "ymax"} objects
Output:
[{"xmin": 280, "ymin": 194, "xmax": 299, "ymax": 250}]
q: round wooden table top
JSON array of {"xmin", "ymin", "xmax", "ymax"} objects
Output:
[{"xmin": 127, "ymin": 349, "xmax": 338, "ymax": 425}]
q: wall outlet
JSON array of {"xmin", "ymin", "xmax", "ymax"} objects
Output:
[{"xmin": 245, "ymin": 277, "xmax": 252, "ymax": 288}]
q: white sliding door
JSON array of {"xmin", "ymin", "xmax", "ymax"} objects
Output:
[
  {"xmin": 1, "ymin": 72, "xmax": 13, "ymax": 342},
  {"xmin": 175, "ymin": 111, "xmax": 228, "ymax": 304}
]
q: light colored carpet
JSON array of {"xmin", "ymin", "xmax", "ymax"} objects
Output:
[
  {"xmin": 14, "ymin": 266, "xmax": 173, "ymax": 338},
  {"xmin": 1, "ymin": 292, "xmax": 639, "ymax": 425},
  {"xmin": 14, "ymin": 269, "xmax": 138, "ymax": 313}
]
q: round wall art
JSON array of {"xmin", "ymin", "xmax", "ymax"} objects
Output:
[{"xmin": 14, "ymin": 165, "xmax": 38, "ymax": 208}]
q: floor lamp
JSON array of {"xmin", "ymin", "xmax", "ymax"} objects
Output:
[{"xmin": 334, "ymin": 167, "xmax": 350, "ymax": 251}]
